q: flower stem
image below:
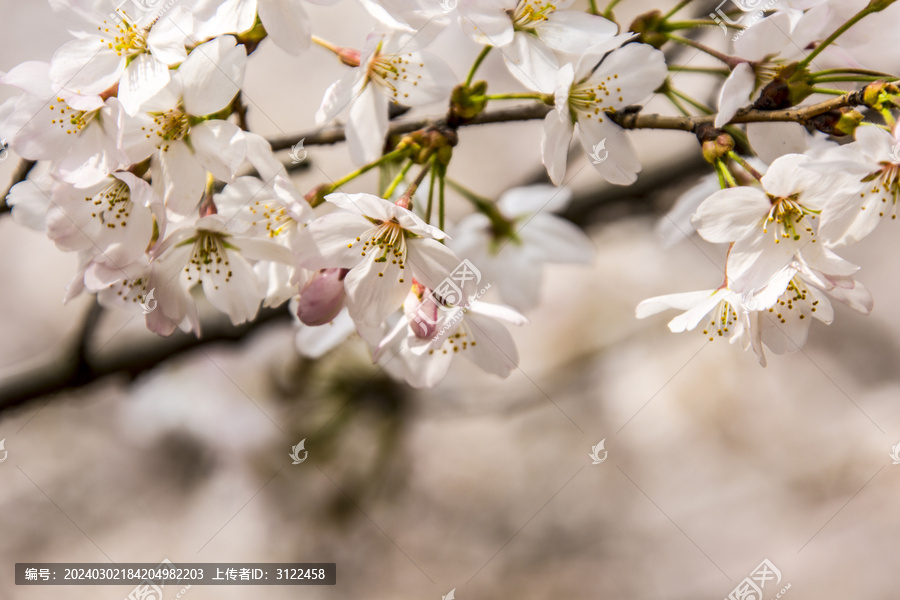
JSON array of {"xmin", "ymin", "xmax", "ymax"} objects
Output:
[
  {"xmin": 438, "ymin": 167, "xmax": 446, "ymax": 231},
  {"xmin": 663, "ymin": 0, "xmax": 693, "ymax": 20},
  {"xmin": 809, "ymin": 87, "xmax": 849, "ymax": 95},
  {"xmin": 664, "ymin": 19, "xmax": 741, "ymax": 31},
  {"xmin": 668, "ymin": 65, "xmax": 731, "ymax": 77},
  {"xmin": 311, "ymin": 35, "xmax": 339, "ymax": 53},
  {"xmin": 425, "ymin": 159, "xmax": 437, "ymax": 223},
  {"xmin": 811, "ymin": 75, "xmax": 896, "ymax": 84},
  {"xmin": 602, "ymin": 0, "xmax": 623, "ymax": 19},
  {"xmin": 588, "ymin": 0, "xmax": 599, "ymax": 15},
  {"xmin": 715, "ymin": 159, "xmax": 738, "ymax": 188},
  {"xmin": 669, "ymin": 87, "xmax": 713, "ymax": 114},
  {"xmin": 664, "ymin": 33, "xmax": 743, "ymax": 69},
  {"xmin": 485, "ymin": 92, "xmax": 552, "ymax": 102},
  {"xmin": 383, "ymin": 159, "xmax": 415, "ymax": 199},
  {"xmin": 728, "ymin": 151, "xmax": 762, "ymax": 181},
  {"xmin": 798, "ymin": 3, "xmax": 882, "ymax": 69},
  {"xmin": 465, "ymin": 46, "xmax": 492, "ymax": 87},
  {"xmin": 330, "ymin": 147, "xmax": 408, "ymax": 190}
]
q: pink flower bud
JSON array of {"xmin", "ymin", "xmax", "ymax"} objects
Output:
[{"xmin": 297, "ymin": 268, "xmax": 348, "ymax": 326}]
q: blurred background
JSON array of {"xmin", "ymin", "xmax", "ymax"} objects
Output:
[{"xmin": 2, "ymin": 0, "xmax": 900, "ymax": 598}]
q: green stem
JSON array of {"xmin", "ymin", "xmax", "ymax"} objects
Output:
[
  {"xmin": 798, "ymin": 4, "xmax": 881, "ymax": 69},
  {"xmin": 716, "ymin": 159, "xmax": 738, "ymax": 188},
  {"xmin": 438, "ymin": 167, "xmax": 446, "ymax": 232},
  {"xmin": 727, "ymin": 151, "xmax": 763, "ymax": 181},
  {"xmin": 811, "ymin": 75, "xmax": 895, "ymax": 84},
  {"xmin": 664, "ymin": 19, "xmax": 742, "ymax": 31},
  {"xmin": 668, "ymin": 65, "xmax": 731, "ymax": 77},
  {"xmin": 669, "ymin": 87, "xmax": 713, "ymax": 114},
  {"xmin": 811, "ymin": 67, "xmax": 897, "ymax": 78},
  {"xmin": 665, "ymin": 33, "xmax": 742, "ymax": 68},
  {"xmin": 602, "ymin": 0, "xmax": 623, "ymax": 19},
  {"xmin": 485, "ymin": 92, "xmax": 552, "ymax": 101},
  {"xmin": 425, "ymin": 159, "xmax": 437, "ymax": 224},
  {"xmin": 330, "ymin": 147, "xmax": 408, "ymax": 190},
  {"xmin": 810, "ymin": 87, "xmax": 849, "ymax": 95},
  {"xmin": 588, "ymin": 0, "xmax": 599, "ymax": 15},
  {"xmin": 465, "ymin": 46, "xmax": 492, "ymax": 87},
  {"xmin": 383, "ymin": 159, "xmax": 414, "ymax": 198},
  {"xmin": 663, "ymin": 0, "xmax": 692, "ymax": 19},
  {"xmin": 665, "ymin": 90, "xmax": 692, "ymax": 116}
]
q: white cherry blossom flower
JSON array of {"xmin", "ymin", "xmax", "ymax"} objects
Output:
[
  {"xmin": 119, "ymin": 36, "xmax": 248, "ymax": 214},
  {"xmin": 295, "ymin": 192, "xmax": 469, "ymax": 327},
  {"xmin": 372, "ymin": 283, "xmax": 526, "ymax": 388},
  {"xmin": 47, "ymin": 0, "xmax": 193, "ymax": 114},
  {"xmin": 691, "ymin": 153, "xmax": 852, "ymax": 294},
  {"xmin": 151, "ymin": 214, "xmax": 295, "ymax": 327},
  {"xmin": 542, "ymin": 41, "xmax": 667, "ymax": 185},
  {"xmin": 315, "ymin": 31, "xmax": 456, "ymax": 165},
  {"xmin": 449, "ymin": 184, "xmax": 594, "ymax": 311},
  {"xmin": 457, "ymin": 0, "xmax": 619, "ymax": 93}
]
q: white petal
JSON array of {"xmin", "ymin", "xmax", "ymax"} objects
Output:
[
  {"xmin": 501, "ymin": 33, "xmax": 559, "ymax": 94},
  {"xmin": 541, "ymin": 110, "xmax": 574, "ymax": 186},
  {"xmin": 346, "ymin": 83, "xmax": 389, "ymax": 165},
  {"xmin": 693, "ymin": 187, "xmax": 769, "ymax": 243},
  {"xmin": 715, "ymin": 62, "xmax": 756, "ymax": 128},
  {"xmin": 258, "ymin": 0, "xmax": 312, "ymax": 55},
  {"xmin": 190, "ymin": 120, "xmax": 246, "ymax": 182},
  {"xmin": 159, "ymin": 141, "xmax": 206, "ymax": 214},
  {"xmin": 537, "ymin": 10, "xmax": 617, "ymax": 56},
  {"xmin": 577, "ymin": 117, "xmax": 641, "ymax": 186},
  {"xmin": 178, "ymin": 35, "xmax": 247, "ymax": 116},
  {"xmin": 118, "ymin": 54, "xmax": 171, "ymax": 116}
]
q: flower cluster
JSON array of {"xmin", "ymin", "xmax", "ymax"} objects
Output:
[{"xmin": 3, "ymin": 0, "xmax": 899, "ymax": 383}]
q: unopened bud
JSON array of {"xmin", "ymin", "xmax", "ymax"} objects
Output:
[
  {"xmin": 629, "ymin": 10, "xmax": 667, "ymax": 49},
  {"xmin": 297, "ymin": 268, "xmax": 348, "ymax": 326},
  {"xmin": 809, "ymin": 108, "xmax": 864, "ymax": 136},
  {"xmin": 304, "ymin": 183, "xmax": 332, "ymax": 208}
]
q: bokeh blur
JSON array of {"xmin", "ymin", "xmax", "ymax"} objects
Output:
[{"xmin": 2, "ymin": 1, "xmax": 900, "ymax": 599}]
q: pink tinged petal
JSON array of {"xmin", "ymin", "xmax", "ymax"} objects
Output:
[
  {"xmin": 692, "ymin": 187, "xmax": 770, "ymax": 243},
  {"xmin": 819, "ymin": 276, "xmax": 873, "ymax": 315},
  {"xmin": 159, "ymin": 140, "xmax": 206, "ymax": 214},
  {"xmin": 519, "ymin": 213, "xmax": 594, "ymax": 263},
  {"xmin": 463, "ymin": 313, "xmax": 519, "ymax": 378},
  {"xmin": 297, "ymin": 268, "xmax": 348, "ymax": 326},
  {"xmin": 759, "ymin": 308, "xmax": 810, "ymax": 355},
  {"xmin": 316, "ymin": 69, "xmax": 362, "ymax": 125},
  {"xmin": 190, "ymin": 120, "xmax": 246, "ymax": 182},
  {"xmin": 715, "ymin": 62, "xmax": 756, "ymax": 128},
  {"xmin": 501, "ymin": 33, "xmax": 560, "ymax": 94},
  {"xmin": 498, "ymin": 184, "xmax": 571, "ymax": 216},
  {"xmin": 346, "ymin": 83, "xmax": 389, "ymax": 165},
  {"xmin": 118, "ymin": 54, "xmax": 171, "ymax": 116},
  {"xmin": 258, "ymin": 0, "xmax": 311, "ymax": 55},
  {"xmin": 295, "ymin": 309, "xmax": 356, "ymax": 359},
  {"xmin": 577, "ymin": 117, "xmax": 641, "ymax": 186},
  {"xmin": 178, "ymin": 35, "xmax": 247, "ymax": 117},
  {"xmin": 49, "ymin": 37, "xmax": 125, "ymax": 95},
  {"xmin": 295, "ymin": 211, "xmax": 373, "ymax": 270},
  {"xmin": 536, "ymin": 10, "xmax": 617, "ymax": 56},
  {"xmin": 458, "ymin": 0, "xmax": 516, "ymax": 46},
  {"xmin": 541, "ymin": 110, "xmax": 574, "ymax": 186},
  {"xmin": 401, "ymin": 341, "xmax": 455, "ymax": 388},
  {"xmin": 343, "ymin": 257, "xmax": 409, "ymax": 327},
  {"xmin": 147, "ymin": 6, "xmax": 193, "ymax": 65},
  {"xmin": 202, "ymin": 249, "xmax": 263, "ymax": 325}
]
